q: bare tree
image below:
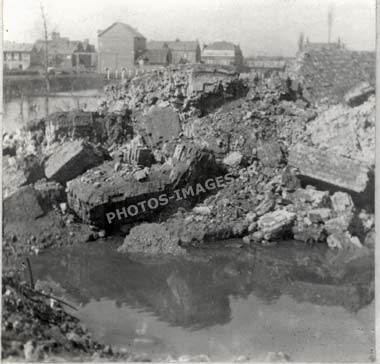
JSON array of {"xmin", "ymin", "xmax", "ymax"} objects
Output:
[{"xmin": 40, "ymin": 2, "xmax": 50, "ymax": 116}]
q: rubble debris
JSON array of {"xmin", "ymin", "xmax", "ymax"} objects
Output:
[
  {"xmin": 134, "ymin": 106, "xmax": 181, "ymax": 149},
  {"xmin": 289, "ymin": 143, "xmax": 370, "ymax": 193},
  {"xmin": 289, "ymin": 45, "xmax": 375, "ymax": 104},
  {"xmin": 344, "ymin": 82, "xmax": 375, "ymax": 107},
  {"xmin": 2, "ymin": 275, "xmax": 134, "ymax": 361},
  {"xmin": 307, "ymin": 208, "xmax": 332, "ymax": 223},
  {"xmin": 256, "ymin": 141, "xmax": 284, "ymax": 167},
  {"xmin": 45, "ymin": 111, "xmax": 95, "ymax": 144},
  {"xmin": 102, "ymin": 64, "xmax": 248, "ymax": 120},
  {"xmin": 118, "ymin": 223, "xmax": 185, "ymax": 255},
  {"xmin": 324, "ymin": 215, "xmax": 353, "ymax": 235},
  {"xmin": 327, "ymin": 232, "xmax": 363, "ymax": 250},
  {"xmin": 302, "ymin": 97, "xmax": 375, "ymax": 166},
  {"xmin": 20, "ymin": 154, "xmax": 45, "ymax": 184},
  {"xmin": 4, "ymin": 185, "xmax": 44, "ymax": 225},
  {"xmin": 331, "ymin": 191, "xmax": 354, "ymax": 214},
  {"xmin": 122, "ymin": 145, "xmax": 155, "ymax": 167},
  {"xmin": 257, "ymin": 210, "xmax": 296, "ymax": 240},
  {"xmin": 223, "ymin": 151, "xmax": 243, "ymax": 167},
  {"xmin": 45, "ymin": 140, "xmax": 107, "ymax": 184},
  {"xmin": 292, "ymin": 224, "xmax": 326, "ymax": 244},
  {"xmin": 34, "ymin": 179, "xmax": 66, "ymax": 209},
  {"xmin": 169, "ymin": 143, "xmax": 221, "ymax": 188}
]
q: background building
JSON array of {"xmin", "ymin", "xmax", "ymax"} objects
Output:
[
  {"xmin": 97, "ymin": 22, "xmax": 146, "ymax": 73},
  {"xmin": 201, "ymin": 41, "xmax": 243, "ymax": 67},
  {"xmin": 147, "ymin": 40, "xmax": 201, "ymax": 64},
  {"xmin": 245, "ymin": 56, "xmax": 291, "ymax": 78},
  {"xmin": 3, "ymin": 41, "xmax": 35, "ymax": 71},
  {"xmin": 34, "ymin": 32, "xmax": 97, "ymax": 72}
]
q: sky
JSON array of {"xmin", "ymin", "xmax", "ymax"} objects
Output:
[{"xmin": 3, "ymin": 0, "xmax": 376, "ymax": 57}]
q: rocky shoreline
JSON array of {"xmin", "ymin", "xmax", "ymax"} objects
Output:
[{"xmin": 2, "ymin": 64, "xmax": 375, "ymax": 361}]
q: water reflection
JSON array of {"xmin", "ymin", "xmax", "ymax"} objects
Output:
[
  {"xmin": 3, "ymin": 90, "xmax": 101, "ymax": 133},
  {"xmin": 30, "ymin": 241, "xmax": 374, "ymax": 330}
]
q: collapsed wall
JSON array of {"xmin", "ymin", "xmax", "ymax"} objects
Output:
[{"xmin": 101, "ymin": 64, "xmax": 248, "ymax": 118}]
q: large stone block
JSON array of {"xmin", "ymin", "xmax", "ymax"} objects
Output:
[
  {"xmin": 288, "ymin": 143, "xmax": 370, "ymax": 193},
  {"xmin": 3, "ymin": 185, "xmax": 44, "ymax": 225},
  {"xmin": 45, "ymin": 140, "xmax": 106, "ymax": 184}
]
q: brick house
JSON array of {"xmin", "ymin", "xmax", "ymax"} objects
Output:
[
  {"xmin": 147, "ymin": 40, "xmax": 201, "ymax": 64},
  {"xmin": 97, "ymin": 22, "xmax": 146, "ymax": 73},
  {"xmin": 201, "ymin": 41, "xmax": 244, "ymax": 67}
]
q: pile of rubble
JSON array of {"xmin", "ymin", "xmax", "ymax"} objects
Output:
[
  {"xmin": 301, "ymin": 96, "xmax": 375, "ymax": 167},
  {"xmin": 182, "ymin": 78, "xmax": 316, "ymax": 161},
  {"xmin": 100, "ymin": 64, "xmax": 248, "ymax": 119},
  {"xmin": 2, "ymin": 65, "xmax": 375, "ymax": 258}
]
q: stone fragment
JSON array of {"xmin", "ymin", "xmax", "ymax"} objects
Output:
[
  {"xmin": 255, "ymin": 193, "xmax": 275, "ymax": 216},
  {"xmin": 3, "ymin": 185, "xmax": 44, "ymax": 225},
  {"xmin": 118, "ymin": 223, "xmax": 184, "ymax": 255},
  {"xmin": 344, "ymin": 82, "xmax": 375, "ymax": 107},
  {"xmin": 324, "ymin": 214, "xmax": 353, "ymax": 235},
  {"xmin": 281, "ymin": 167, "xmax": 301, "ymax": 191},
  {"xmin": 45, "ymin": 140, "xmax": 106, "ymax": 184},
  {"xmin": 331, "ymin": 191, "xmax": 354, "ymax": 213},
  {"xmin": 123, "ymin": 145, "xmax": 154, "ymax": 167},
  {"xmin": 256, "ymin": 141, "xmax": 284, "ymax": 167},
  {"xmin": 245, "ymin": 211, "xmax": 257, "ymax": 223},
  {"xmin": 307, "ymin": 208, "xmax": 332, "ymax": 223},
  {"xmin": 258, "ymin": 210, "xmax": 296, "ymax": 239},
  {"xmin": 327, "ymin": 232, "xmax": 362, "ymax": 250},
  {"xmin": 133, "ymin": 169, "xmax": 148, "ymax": 182},
  {"xmin": 34, "ymin": 179, "xmax": 66, "ymax": 208},
  {"xmin": 223, "ymin": 151, "xmax": 243, "ymax": 167},
  {"xmin": 289, "ymin": 143, "xmax": 370, "ymax": 193},
  {"xmin": 193, "ymin": 206, "xmax": 211, "ymax": 215},
  {"xmin": 292, "ymin": 224, "xmax": 326, "ymax": 243},
  {"xmin": 248, "ymin": 222, "xmax": 257, "ymax": 233}
]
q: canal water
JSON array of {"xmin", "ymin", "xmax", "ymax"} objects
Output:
[
  {"xmin": 3, "ymin": 90, "xmax": 102, "ymax": 134},
  {"xmin": 30, "ymin": 240, "xmax": 375, "ymax": 362}
]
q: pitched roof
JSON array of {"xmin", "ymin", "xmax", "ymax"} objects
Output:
[
  {"xmin": 3, "ymin": 41, "xmax": 34, "ymax": 52},
  {"xmin": 98, "ymin": 22, "xmax": 145, "ymax": 38},
  {"xmin": 204, "ymin": 41, "xmax": 236, "ymax": 51},
  {"xmin": 147, "ymin": 40, "xmax": 199, "ymax": 52}
]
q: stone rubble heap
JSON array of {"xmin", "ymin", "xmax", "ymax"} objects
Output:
[{"xmin": 2, "ymin": 67, "xmax": 375, "ymax": 257}]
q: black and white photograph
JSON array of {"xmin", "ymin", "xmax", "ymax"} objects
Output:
[{"xmin": 1, "ymin": 0, "xmax": 376, "ymax": 362}]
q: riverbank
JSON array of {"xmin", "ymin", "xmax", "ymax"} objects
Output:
[{"xmin": 2, "ymin": 64, "xmax": 375, "ymax": 361}]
